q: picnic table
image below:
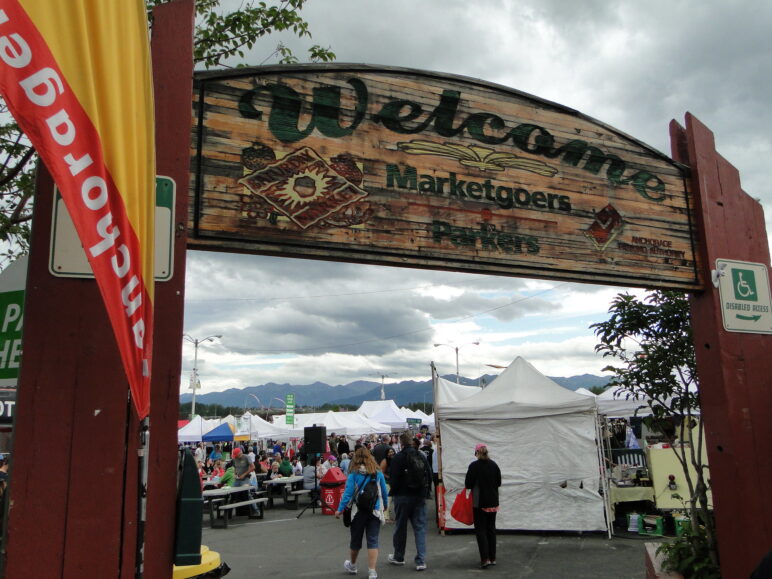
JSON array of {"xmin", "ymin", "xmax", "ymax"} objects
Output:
[
  {"xmin": 202, "ymin": 485, "xmax": 268, "ymax": 528},
  {"xmin": 261, "ymin": 476, "xmax": 311, "ymax": 509}
]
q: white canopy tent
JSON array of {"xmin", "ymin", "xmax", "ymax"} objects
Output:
[
  {"xmin": 177, "ymin": 415, "xmax": 206, "ymax": 443},
  {"xmin": 596, "ymin": 387, "xmax": 651, "ymax": 418},
  {"xmin": 177, "ymin": 416, "xmax": 221, "ymax": 443},
  {"xmin": 247, "ymin": 413, "xmax": 301, "ymax": 440},
  {"xmin": 413, "ymin": 409, "xmax": 435, "ymax": 429},
  {"xmin": 435, "ymin": 376, "xmax": 482, "ymax": 405},
  {"xmin": 357, "ymin": 400, "xmax": 408, "ymax": 430},
  {"xmin": 273, "ymin": 410, "xmax": 390, "ymax": 436},
  {"xmin": 399, "ymin": 406, "xmax": 419, "ymax": 419},
  {"xmin": 437, "ymin": 357, "xmax": 608, "ymax": 533}
]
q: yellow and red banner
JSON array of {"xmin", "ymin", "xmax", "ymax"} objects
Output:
[{"xmin": 0, "ymin": 0, "xmax": 155, "ymax": 417}]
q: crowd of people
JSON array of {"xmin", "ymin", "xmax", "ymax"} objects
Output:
[{"xmin": 181, "ymin": 428, "xmax": 501, "ymax": 576}]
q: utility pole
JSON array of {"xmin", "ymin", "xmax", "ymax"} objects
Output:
[{"xmin": 183, "ymin": 334, "xmax": 222, "ymax": 418}]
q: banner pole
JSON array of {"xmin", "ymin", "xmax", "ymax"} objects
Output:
[{"xmin": 135, "ymin": 417, "xmax": 150, "ymax": 578}]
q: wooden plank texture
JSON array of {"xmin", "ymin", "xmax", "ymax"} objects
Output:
[{"xmin": 189, "ymin": 65, "xmax": 700, "ymax": 290}]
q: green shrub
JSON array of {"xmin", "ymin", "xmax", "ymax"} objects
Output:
[{"xmin": 656, "ymin": 525, "xmax": 720, "ymax": 579}]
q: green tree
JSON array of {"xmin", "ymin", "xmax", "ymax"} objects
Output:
[
  {"xmin": 0, "ymin": 0, "xmax": 334, "ymax": 269},
  {"xmin": 591, "ymin": 290, "xmax": 718, "ymax": 576}
]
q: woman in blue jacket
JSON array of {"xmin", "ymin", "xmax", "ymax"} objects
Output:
[{"xmin": 335, "ymin": 446, "xmax": 389, "ymax": 579}]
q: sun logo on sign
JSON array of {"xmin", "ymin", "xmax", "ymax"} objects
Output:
[{"xmin": 273, "ymin": 168, "xmax": 332, "ymax": 209}]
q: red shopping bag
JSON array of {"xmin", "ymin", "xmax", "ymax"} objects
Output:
[{"xmin": 450, "ymin": 489, "xmax": 473, "ymax": 525}]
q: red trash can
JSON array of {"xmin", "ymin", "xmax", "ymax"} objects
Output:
[{"xmin": 320, "ymin": 467, "xmax": 347, "ymax": 515}]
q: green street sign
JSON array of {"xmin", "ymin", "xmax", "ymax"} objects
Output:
[
  {"xmin": 0, "ymin": 256, "xmax": 27, "ymax": 387},
  {"xmin": 716, "ymin": 259, "xmax": 772, "ymax": 334},
  {"xmin": 0, "ymin": 290, "xmax": 24, "ymax": 382},
  {"xmin": 285, "ymin": 393, "xmax": 295, "ymax": 425}
]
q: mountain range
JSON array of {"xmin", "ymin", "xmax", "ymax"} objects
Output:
[{"xmin": 180, "ymin": 373, "xmax": 611, "ymax": 409}]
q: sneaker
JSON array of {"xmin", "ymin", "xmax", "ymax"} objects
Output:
[
  {"xmin": 368, "ymin": 570, "xmax": 378, "ymax": 579},
  {"xmin": 388, "ymin": 554, "xmax": 405, "ymax": 566},
  {"xmin": 416, "ymin": 562, "xmax": 427, "ymax": 571},
  {"xmin": 343, "ymin": 560, "xmax": 357, "ymax": 574}
]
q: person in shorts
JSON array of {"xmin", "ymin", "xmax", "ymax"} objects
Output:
[{"xmin": 336, "ymin": 447, "xmax": 388, "ymax": 579}]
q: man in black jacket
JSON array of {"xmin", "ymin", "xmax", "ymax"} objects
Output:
[
  {"xmin": 388, "ymin": 432, "xmax": 432, "ymax": 571},
  {"xmin": 372, "ymin": 434, "xmax": 391, "ymax": 464}
]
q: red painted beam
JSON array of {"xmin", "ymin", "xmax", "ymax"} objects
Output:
[
  {"xmin": 141, "ymin": 2, "xmax": 195, "ymax": 577},
  {"xmin": 671, "ymin": 114, "xmax": 772, "ymax": 577},
  {"xmin": 6, "ymin": 171, "xmax": 134, "ymax": 577}
]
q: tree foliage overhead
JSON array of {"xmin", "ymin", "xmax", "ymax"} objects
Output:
[
  {"xmin": 146, "ymin": 0, "xmax": 334, "ymax": 68},
  {"xmin": 0, "ymin": 0, "xmax": 334, "ymax": 270},
  {"xmin": 592, "ymin": 290, "xmax": 700, "ymax": 420}
]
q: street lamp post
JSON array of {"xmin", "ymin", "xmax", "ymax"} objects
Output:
[
  {"xmin": 244, "ymin": 393, "xmax": 262, "ymax": 413},
  {"xmin": 183, "ymin": 333, "xmax": 222, "ymax": 419},
  {"xmin": 370, "ymin": 373, "xmax": 396, "ymax": 400},
  {"xmin": 433, "ymin": 341, "xmax": 480, "ymax": 384}
]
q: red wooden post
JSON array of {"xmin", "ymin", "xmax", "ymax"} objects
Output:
[
  {"xmin": 671, "ymin": 113, "xmax": 772, "ymax": 577},
  {"xmin": 4, "ymin": 2, "xmax": 193, "ymax": 576},
  {"xmin": 5, "ymin": 168, "xmax": 136, "ymax": 577},
  {"xmin": 142, "ymin": 2, "xmax": 195, "ymax": 577}
]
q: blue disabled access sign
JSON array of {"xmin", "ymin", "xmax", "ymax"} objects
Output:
[{"xmin": 715, "ymin": 259, "xmax": 772, "ymax": 334}]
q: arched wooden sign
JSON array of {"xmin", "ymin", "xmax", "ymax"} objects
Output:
[{"xmin": 191, "ymin": 64, "xmax": 699, "ymax": 289}]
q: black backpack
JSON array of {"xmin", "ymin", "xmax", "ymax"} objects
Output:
[
  {"xmin": 356, "ymin": 475, "xmax": 378, "ymax": 511},
  {"xmin": 403, "ymin": 447, "xmax": 429, "ymax": 490}
]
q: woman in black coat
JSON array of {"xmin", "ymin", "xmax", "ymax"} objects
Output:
[{"xmin": 464, "ymin": 443, "xmax": 502, "ymax": 569}]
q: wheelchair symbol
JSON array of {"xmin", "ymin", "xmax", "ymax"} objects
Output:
[{"xmin": 735, "ymin": 272, "xmax": 755, "ymax": 299}]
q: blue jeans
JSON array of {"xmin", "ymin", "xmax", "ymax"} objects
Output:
[{"xmin": 392, "ymin": 495, "xmax": 426, "ymax": 565}]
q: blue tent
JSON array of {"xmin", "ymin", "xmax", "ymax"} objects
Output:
[{"xmin": 201, "ymin": 422, "xmax": 234, "ymax": 442}]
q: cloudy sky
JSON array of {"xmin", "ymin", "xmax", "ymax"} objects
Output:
[{"xmin": 182, "ymin": 0, "xmax": 772, "ymax": 395}]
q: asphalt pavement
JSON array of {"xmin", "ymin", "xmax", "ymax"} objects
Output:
[{"xmin": 200, "ymin": 498, "xmax": 650, "ymax": 578}]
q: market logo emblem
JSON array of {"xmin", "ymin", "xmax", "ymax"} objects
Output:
[
  {"xmin": 584, "ymin": 204, "xmax": 623, "ymax": 251},
  {"xmin": 397, "ymin": 140, "xmax": 558, "ymax": 176},
  {"xmin": 239, "ymin": 144, "xmax": 372, "ymax": 230}
]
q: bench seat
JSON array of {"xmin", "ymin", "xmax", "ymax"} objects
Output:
[
  {"xmin": 208, "ymin": 497, "xmax": 269, "ymax": 528},
  {"xmin": 283, "ymin": 488, "xmax": 312, "ymax": 510}
]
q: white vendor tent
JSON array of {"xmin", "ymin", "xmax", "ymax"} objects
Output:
[
  {"xmin": 435, "ymin": 376, "xmax": 482, "ymax": 404},
  {"xmin": 437, "ymin": 357, "xmax": 608, "ymax": 533},
  {"xmin": 597, "ymin": 386, "xmax": 651, "ymax": 418},
  {"xmin": 273, "ymin": 412, "xmax": 325, "ymax": 429},
  {"xmin": 248, "ymin": 413, "xmax": 300, "ymax": 440},
  {"xmin": 178, "ymin": 416, "xmax": 221, "ymax": 443},
  {"xmin": 178, "ymin": 415, "xmax": 206, "ymax": 442},
  {"xmin": 399, "ymin": 406, "xmax": 419, "ymax": 419},
  {"xmin": 357, "ymin": 400, "xmax": 408, "ymax": 430},
  {"xmin": 413, "ymin": 409, "xmax": 435, "ymax": 429},
  {"xmin": 399, "ymin": 407, "xmax": 435, "ymax": 430},
  {"xmin": 273, "ymin": 411, "xmax": 390, "ymax": 436}
]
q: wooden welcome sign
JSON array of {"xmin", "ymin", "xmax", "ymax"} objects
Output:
[{"xmin": 190, "ymin": 64, "xmax": 699, "ymax": 289}]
